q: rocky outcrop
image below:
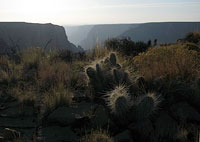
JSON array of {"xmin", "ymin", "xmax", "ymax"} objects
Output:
[{"xmin": 0, "ymin": 22, "xmax": 82, "ymax": 54}]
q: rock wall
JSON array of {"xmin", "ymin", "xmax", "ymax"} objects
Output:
[{"xmin": 0, "ymin": 22, "xmax": 82, "ymax": 53}]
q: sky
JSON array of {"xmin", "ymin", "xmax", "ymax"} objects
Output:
[{"xmin": 0, "ymin": 0, "xmax": 200, "ymax": 25}]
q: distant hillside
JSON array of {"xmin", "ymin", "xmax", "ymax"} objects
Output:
[
  {"xmin": 66, "ymin": 22, "xmax": 200, "ymax": 50},
  {"xmin": 120, "ymin": 22, "xmax": 200, "ymax": 43},
  {"xmin": 0, "ymin": 22, "xmax": 82, "ymax": 54},
  {"xmin": 66, "ymin": 24, "xmax": 137, "ymax": 50},
  {"xmin": 65, "ymin": 25, "xmax": 94, "ymax": 46}
]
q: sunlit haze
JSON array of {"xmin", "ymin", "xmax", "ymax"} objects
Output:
[{"xmin": 0, "ymin": 0, "xmax": 200, "ymax": 25}]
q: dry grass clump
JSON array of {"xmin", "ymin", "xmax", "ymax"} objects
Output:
[
  {"xmin": 134, "ymin": 44, "xmax": 200, "ymax": 80},
  {"xmin": 43, "ymin": 83, "xmax": 73, "ymax": 113},
  {"xmin": 38, "ymin": 61, "xmax": 70, "ymax": 89},
  {"xmin": 21, "ymin": 47, "xmax": 45, "ymax": 66},
  {"xmin": 82, "ymin": 129, "xmax": 113, "ymax": 142},
  {"xmin": 0, "ymin": 56, "xmax": 9, "ymax": 69},
  {"xmin": 0, "ymin": 56, "xmax": 22, "ymax": 82},
  {"xmin": 11, "ymin": 86, "xmax": 36, "ymax": 105},
  {"xmin": 87, "ymin": 46, "xmax": 111, "ymax": 61}
]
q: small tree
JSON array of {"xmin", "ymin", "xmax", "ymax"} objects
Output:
[{"xmin": 154, "ymin": 39, "xmax": 157, "ymax": 46}]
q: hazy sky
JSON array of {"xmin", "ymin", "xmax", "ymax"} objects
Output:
[{"xmin": 0, "ymin": 0, "xmax": 200, "ymax": 25}]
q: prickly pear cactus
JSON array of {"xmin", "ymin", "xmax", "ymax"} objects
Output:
[
  {"xmin": 110, "ymin": 53, "xmax": 117, "ymax": 66},
  {"xmin": 104, "ymin": 85, "xmax": 131, "ymax": 116},
  {"xmin": 104, "ymin": 53, "xmax": 121, "ymax": 69},
  {"xmin": 115, "ymin": 96, "xmax": 130, "ymax": 116},
  {"xmin": 86, "ymin": 67, "xmax": 96, "ymax": 79},
  {"xmin": 113, "ymin": 69, "xmax": 131, "ymax": 85},
  {"xmin": 86, "ymin": 53, "xmax": 131, "ymax": 101},
  {"xmin": 135, "ymin": 93, "xmax": 161, "ymax": 119},
  {"xmin": 86, "ymin": 66, "xmax": 105, "ymax": 97}
]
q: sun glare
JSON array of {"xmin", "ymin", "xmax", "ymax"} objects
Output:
[{"xmin": 1, "ymin": 0, "xmax": 86, "ymax": 24}]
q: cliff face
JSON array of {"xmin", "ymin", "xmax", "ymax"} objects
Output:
[
  {"xmin": 81, "ymin": 24, "xmax": 138, "ymax": 50},
  {"xmin": 0, "ymin": 22, "xmax": 82, "ymax": 53},
  {"xmin": 65, "ymin": 25, "xmax": 94, "ymax": 46}
]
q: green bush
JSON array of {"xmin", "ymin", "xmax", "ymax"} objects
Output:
[{"xmin": 105, "ymin": 38, "xmax": 150, "ymax": 56}]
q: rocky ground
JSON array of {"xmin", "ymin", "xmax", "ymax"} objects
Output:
[{"xmin": 0, "ymin": 94, "xmax": 133, "ymax": 142}]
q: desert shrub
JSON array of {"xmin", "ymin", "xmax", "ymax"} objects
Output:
[
  {"xmin": 105, "ymin": 38, "xmax": 150, "ymax": 56},
  {"xmin": 50, "ymin": 49, "xmax": 73, "ymax": 63},
  {"xmin": 82, "ymin": 129, "xmax": 112, "ymax": 142},
  {"xmin": 134, "ymin": 44, "xmax": 200, "ymax": 80},
  {"xmin": 184, "ymin": 31, "xmax": 200, "ymax": 44}
]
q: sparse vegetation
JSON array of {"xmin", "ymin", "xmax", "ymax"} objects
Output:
[
  {"xmin": 134, "ymin": 44, "xmax": 200, "ymax": 80},
  {"xmin": 1, "ymin": 32, "xmax": 200, "ymax": 142}
]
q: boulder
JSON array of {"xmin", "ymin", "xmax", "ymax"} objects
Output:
[
  {"xmin": 114, "ymin": 130, "xmax": 133, "ymax": 142},
  {"xmin": 0, "ymin": 106, "xmax": 35, "ymax": 117},
  {"xmin": 47, "ymin": 107, "xmax": 76, "ymax": 125},
  {"xmin": 48, "ymin": 102, "xmax": 97, "ymax": 125},
  {"xmin": 0, "ymin": 117, "xmax": 36, "ymax": 128},
  {"xmin": 43, "ymin": 126, "xmax": 78, "ymax": 142}
]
